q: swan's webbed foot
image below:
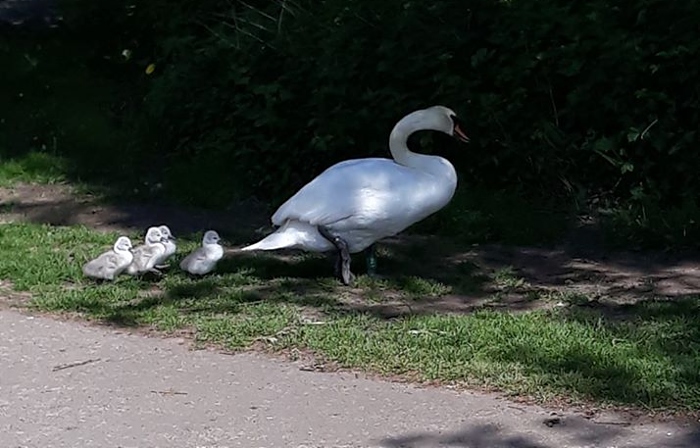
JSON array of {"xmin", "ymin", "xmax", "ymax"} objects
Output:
[
  {"xmin": 365, "ymin": 244, "xmax": 378, "ymax": 277},
  {"xmin": 318, "ymin": 225, "xmax": 355, "ymax": 286}
]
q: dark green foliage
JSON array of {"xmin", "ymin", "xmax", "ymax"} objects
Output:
[
  {"xmin": 2, "ymin": 0, "xmax": 700, "ymax": 247},
  {"xmin": 134, "ymin": 0, "xmax": 700, "ymax": 210}
]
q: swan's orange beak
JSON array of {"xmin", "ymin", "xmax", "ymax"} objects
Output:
[{"xmin": 453, "ymin": 123, "xmax": 470, "ymax": 143}]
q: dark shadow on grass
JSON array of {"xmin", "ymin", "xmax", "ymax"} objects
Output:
[
  {"xmin": 167, "ymin": 278, "xmax": 223, "ymax": 301},
  {"xmin": 221, "ymin": 244, "xmax": 495, "ymax": 318},
  {"xmin": 480, "ymin": 297, "xmax": 700, "ymax": 409},
  {"xmin": 566, "ymin": 298, "xmax": 700, "ymax": 404},
  {"xmin": 217, "ymin": 250, "xmax": 332, "ymax": 280}
]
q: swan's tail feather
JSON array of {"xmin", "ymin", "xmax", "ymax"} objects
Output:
[{"xmin": 240, "ymin": 229, "xmax": 297, "ymax": 251}]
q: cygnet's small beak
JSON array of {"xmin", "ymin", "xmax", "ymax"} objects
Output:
[{"xmin": 170, "ymin": 236, "xmax": 177, "ymax": 241}]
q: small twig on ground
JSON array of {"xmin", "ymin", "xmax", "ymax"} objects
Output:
[
  {"xmin": 594, "ymin": 420, "xmax": 632, "ymax": 426},
  {"xmin": 52, "ymin": 358, "xmax": 101, "ymax": 372},
  {"xmin": 150, "ymin": 389, "xmax": 188, "ymax": 396}
]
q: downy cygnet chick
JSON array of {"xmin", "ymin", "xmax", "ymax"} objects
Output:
[
  {"xmin": 154, "ymin": 224, "xmax": 177, "ymax": 268},
  {"xmin": 82, "ymin": 236, "xmax": 134, "ymax": 281},
  {"xmin": 179, "ymin": 230, "xmax": 224, "ymax": 275},
  {"xmin": 125, "ymin": 227, "xmax": 168, "ymax": 276}
]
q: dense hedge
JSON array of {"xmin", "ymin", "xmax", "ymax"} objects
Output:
[
  {"xmin": 93, "ymin": 0, "xmax": 697, "ymax": 209},
  {"xmin": 6, "ymin": 0, "xmax": 700, "ymax": 244}
]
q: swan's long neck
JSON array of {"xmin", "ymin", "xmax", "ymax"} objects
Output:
[
  {"xmin": 389, "ymin": 110, "xmax": 446, "ymax": 170},
  {"xmin": 388, "ymin": 110, "xmax": 458, "ymax": 202},
  {"xmin": 388, "ymin": 110, "xmax": 455, "ymax": 176},
  {"xmin": 389, "ymin": 113, "xmax": 421, "ymax": 167}
]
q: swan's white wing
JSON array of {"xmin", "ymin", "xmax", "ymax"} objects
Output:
[{"xmin": 271, "ymin": 158, "xmax": 412, "ymax": 227}]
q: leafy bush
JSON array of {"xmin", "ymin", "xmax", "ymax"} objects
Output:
[
  {"xmin": 130, "ymin": 0, "xmax": 700, "ymax": 204},
  {"xmin": 4, "ymin": 0, "xmax": 700, "ymax": 247}
]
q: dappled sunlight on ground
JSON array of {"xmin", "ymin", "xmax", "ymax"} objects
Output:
[{"xmin": 3, "ymin": 182, "xmax": 700, "ymax": 320}]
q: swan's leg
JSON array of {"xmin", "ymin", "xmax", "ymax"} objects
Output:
[
  {"xmin": 317, "ymin": 225, "xmax": 355, "ymax": 285},
  {"xmin": 333, "ymin": 253, "xmax": 342, "ymax": 278},
  {"xmin": 325, "ymin": 252, "xmax": 341, "ymax": 277},
  {"xmin": 365, "ymin": 244, "xmax": 378, "ymax": 276},
  {"xmin": 146, "ymin": 267, "xmax": 163, "ymax": 277}
]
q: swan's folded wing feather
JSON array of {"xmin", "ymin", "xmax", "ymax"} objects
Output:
[{"xmin": 271, "ymin": 158, "xmax": 397, "ymax": 227}]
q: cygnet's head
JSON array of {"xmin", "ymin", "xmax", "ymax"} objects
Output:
[
  {"xmin": 158, "ymin": 225, "xmax": 176, "ymax": 241},
  {"xmin": 202, "ymin": 230, "xmax": 221, "ymax": 245},
  {"xmin": 114, "ymin": 236, "xmax": 133, "ymax": 252},
  {"xmin": 420, "ymin": 105, "xmax": 470, "ymax": 143},
  {"xmin": 145, "ymin": 227, "xmax": 164, "ymax": 244}
]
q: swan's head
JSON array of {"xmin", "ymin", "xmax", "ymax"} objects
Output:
[
  {"xmin": 423, "ymin": 105, "xmax": 470, "ymax": 143},
  {"xmin": 145, "ymin": 227, "xmax": 164, "ymax": 244},
  {"xmin": 202, "ymin": 230, "xmax": 221, "ymax": 245},
  {"xmin": 158, "ymin": 225, "xmax": 176, "ymax": 241},
  {"xmin": 114, "ymin": 236, "xmax": 133, "ymax": 253}
]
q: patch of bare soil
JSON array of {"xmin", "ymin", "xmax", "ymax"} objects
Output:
[
  {"xmin": 0, "ymin": 280, "xmax": 32, "ymax": 309},
  {"xmin": 0, "ymin": 182, "xmax": 270, "ymax": 238}
]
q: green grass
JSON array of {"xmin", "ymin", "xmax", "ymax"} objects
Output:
[
  {"xmin": 0, "ymin": 152, "xmax": 68, "ymax": 187},
  {"xmin": 1, "ymin": 222, "xmax": 699, "ymax": 413},
  {"xmin": 492, "ymin": 266, "xmax": 527, "ymax": 289}
]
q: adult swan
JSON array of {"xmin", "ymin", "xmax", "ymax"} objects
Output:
[{"xmin": 240, "ymin": 105, "xmax": 470, "ymax": 285}]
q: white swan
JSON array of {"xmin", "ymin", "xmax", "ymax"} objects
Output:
[
  {"xmin": 82, "ymin": 236, "xmax": 134, "ymax": 281},
  {"xmin": 240, "ymin": 105, "xmax": 469, "ymax": 285},
  {"xmin": 179, "ymin": 230, "xmax": 224, "ymax": 275},
  {"xmin": 125, "ymin": 227, "xmax": 168, "ymax": 276},
  {"xmin": 154, "ymin": 224, "xmax": 177, "ymax": 268}
]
